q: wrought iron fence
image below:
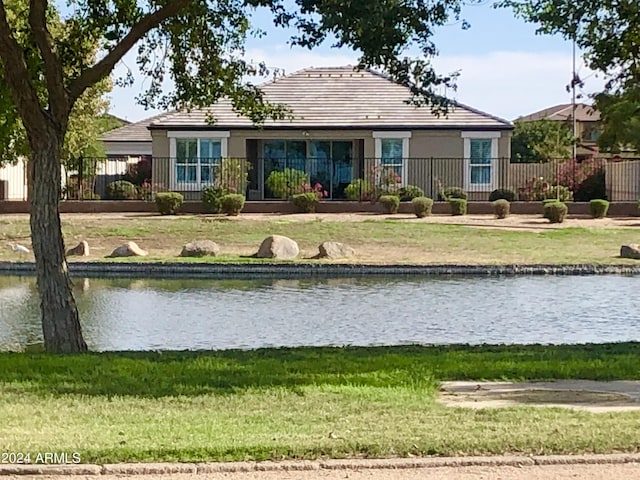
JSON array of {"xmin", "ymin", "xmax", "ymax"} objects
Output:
[{"xmin": 1, "ymin": 155, "xmax": 639, "ymax": 202}]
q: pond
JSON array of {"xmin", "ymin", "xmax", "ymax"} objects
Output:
[{"xmin": 0, "ymin": 275, "xmax": 639, "ymax": 351}]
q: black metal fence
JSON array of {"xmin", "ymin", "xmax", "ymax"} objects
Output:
[{"xmin": 1, "ymin": 156, "xmax": 639, "ymax": 202}]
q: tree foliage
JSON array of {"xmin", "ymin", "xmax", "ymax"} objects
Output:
[
  {"xmin": 511, "ymin": 120, "xmax": 573, "ymax": 162},
  {"xmin": 500, "ymin": 1, "xmax": 640, "ymax": 155},
  {"xmin": 594, "ymin": 88, "xmax": 640, "ymax": 153},
  {"xmin": 0, "ymin": 1, "xmax": 113, "ymax": 168},
  {"xmin": 0, "ymin": 0, "xmax": 479, "ymax": 353},
  {"xmin": 498, "ymin": 0, "xmax": 640, "ymax": 93}
]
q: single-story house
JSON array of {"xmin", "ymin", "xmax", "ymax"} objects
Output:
[{"xmin": 145, "ymin": 66, "xmax": 513, "ymax": 200}]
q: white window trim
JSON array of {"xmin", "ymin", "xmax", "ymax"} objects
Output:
[
  {"xmin": 168, "ymin": 132, "xmax": 230, "ymax": 191},
  {"xmin": 462, "ymin": 131, "xmax": 500, "ymax": 192},
  {"xmin": 373, "ymin": 132, "xmax": 411, "ymax": 186}
]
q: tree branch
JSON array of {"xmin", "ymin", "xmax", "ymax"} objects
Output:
[
  {"xmin": 29, "ymin": 0, "xmax": 69, "ymax": 126},
  {"xmin": 68, "ymin": 0, "xmax": 189, "ymax": 101},
  {"xmin": 0, "ymin": 1, "xmax": 48, "ymax": 137}
]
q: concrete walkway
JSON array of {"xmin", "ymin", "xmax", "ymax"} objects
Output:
[{"xmin": 3, "ymin": 455, "xmax": 640, "ymax": 479}]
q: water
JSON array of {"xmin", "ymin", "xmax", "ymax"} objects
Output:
[{"xmin": 0, "ymin": 275, "xmax": 639, "ymax": 351}]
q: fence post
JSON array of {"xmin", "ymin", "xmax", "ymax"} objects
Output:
[{"xmin": 77, "ymin": 156, "xmax": 84, "ymax": 201}]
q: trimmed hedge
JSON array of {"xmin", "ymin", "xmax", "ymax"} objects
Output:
[
  {"xmin": 220, "ymin": 194, "xmax": 245, "ymax": 216},
  {"xmin": 544, "ymin": 201, "xmax": 568, "ymax": 223},
  {"xmin": 291, "ymin": 192, "xmax": 320, "ymax": 213},
  {"xmin": 589, "ymin": 199, "xmax": 609, "ymax": 218},
  {"xmin": 379, "ymin": 195, "xmax": 400, "ymax": 214},
  {"xmin": 449, "ymin": 198, "xmax": 467, "ymax": 216},
  {"xmin": 492, "ymin": 199, "xmax": 510, "ymax": 219},
  {"xmin": 155, "ymin": 192, "xmax": 184, "ymax": 215},
  {"xmin": 412, "ymin": 196, "xmax": 433, "ymax": 218}
]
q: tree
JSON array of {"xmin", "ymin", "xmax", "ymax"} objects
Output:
[
  {"xmin": 594, "ymin": 88, "xmax": 640, "ymax": 153},
  {"xmin": 0, "ymin": 0, "xmax": 478, "ymax": 353},
  {"xmin": 499, "ymin": 1, "xmax": 640, "ymax": 154},
  {"xmin": 511, "ymin": 119, "xmax": 573, "ymax": 162}
]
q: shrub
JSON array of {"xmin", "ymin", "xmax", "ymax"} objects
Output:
[
  {"xmin": 105, "ymin": 180, "xmax": 138, "ymax": 200},
  {"xmin": 545, "ymin": 185, "xmax": 573, "ymax": 202},
  {"xmin": 379, "ymin": 195, "xmax": 400, "ymax": 214},
  {"xmin": 123, "ymin": 158, "xmax": 152, "ymax": 186},
  {"xmin": 545, "ymin": 201, "xmax": 568, "ymax": 223},
  {"xmin": 220, "ymin": 194, "xmax": 245, "ymax": 216},
  {"xmin": 398, "ymin": 185, "xmax": 425, "ymax": 202},
  {"xmin": 214, "ymin": 158, "xmax": 251, "ymax": 195},
  {"xmin": 265, "ymin": 168, "xmax": 308, "ymax": 199},
  {"xmin": 541, "ymin": 198, "xmax": 558, "ymax": 219},
  {"xmin": 291, "ymin": 192, "xmax": 321, "ymax": 213},
  {"xmin": 440, "ymin": 186, "xmax": 467, "ymax": 201},
  {"xmin": 449, "ymin": 198, "xmax": 467, "ymax": 216},
  {"xmin": 155, "ymin": 192, "xmax": 183, "ymax": 215},
  {"xmin": 492, "ymin": 199, "xmax": 510, "ymax": 219},
  {"xmin": 202, "ymin": 186, "xmax": 227, "ymax": 213},
  {"xmin": 519, "ymin": 177, "xmax": 574, "ymax": 202},
  {"xmin": 574, "ymin": 169, "xmax": 607, "ymax": 202},
  {"xmin": 489, "ymin": 188, "xmax": 517, "ymax": 202},
  {"xmin": 344, "ymin": 179, "xmax": 374, "ymax": 201},
  {"xmin": 589, "ymin": 199, "xmax": 609, "ymax": 218},
  {"xmin": 412, "ymin": 196, "xmax": 433, "ymax": 218}
]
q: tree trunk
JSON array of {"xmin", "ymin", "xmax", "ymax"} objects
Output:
[{"xmin": 30, "ymin": 130, "xmax": 87, "ymax": 353}]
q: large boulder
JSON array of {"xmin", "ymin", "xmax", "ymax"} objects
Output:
[
  {"xmin": 66, "ymin": 240, "xmax": 89, "ymax": 257},
  {"xmin": 108, "ymin": 241, "xmax": 148, "ymax": 258},
  {"xmin": 318, "ymin": 241, "xmax": 356, "ymax": 259},
  {"xmin": 620, "ymin": 244, "xmax": 640, "ymax": 260},
  {"xmin": 256, "ymin": 235, "xmax": 299, "ymax": 260},
  {"xmin": 180, "ymin": 240, "xmax": 220, "ymax": 257}
]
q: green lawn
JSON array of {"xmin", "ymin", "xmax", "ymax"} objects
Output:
[
  {"xmin": 1, "ymin": 344, "xmax": 640, "ymax": 462},
  {"xmin": 0, "ymin": 215, "xmax": 639, "ymax": 264}
]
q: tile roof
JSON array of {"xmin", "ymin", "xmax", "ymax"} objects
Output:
[
  {"xmin": 516, "ymin": 103, "xmax": 601, "ymax": 123},
  {"xmin": 101, "ymin": 111, "xmax": 176, "ymax": 143},
  {"xmin": 147, "ymin": 66, "xmax": 512, "ymax": 131}
]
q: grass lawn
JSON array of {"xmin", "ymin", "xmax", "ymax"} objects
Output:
[
  {"xmin": 0, "ymin": 214, "xmax": 639, "ymax": 264},
  {"xmin": 1, "ymin": 344, "xmax": 640, "ymax": 463}
]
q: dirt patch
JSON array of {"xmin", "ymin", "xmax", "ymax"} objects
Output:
[{"xmin": 438, "ymin": 380, "xmax": 640, "ymax": 412}]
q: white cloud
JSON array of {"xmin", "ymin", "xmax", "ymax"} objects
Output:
[
  {"xmin": 108, "ymin": 49, "xmax": 605, "ymax": 122},
  {"xmin": 433, "ymin": 51, "xmax": 605, "ymax": 121}
]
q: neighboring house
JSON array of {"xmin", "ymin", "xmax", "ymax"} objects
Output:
[
  {"xmin": 146, "ymin": 66, "xmax": 513, "ymax": 200},
  {"xmin": 516, "ymin": 103, "xmax": 602, "ymax": 160}
]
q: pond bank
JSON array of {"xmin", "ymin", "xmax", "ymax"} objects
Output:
[{"xmin": 2, "ymin": 261, "xmax": 640, "ymax": 278}]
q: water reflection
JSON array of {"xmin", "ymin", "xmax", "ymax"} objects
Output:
[{"xmin": 1, "ymin": 275, "xmax": 639, "ymax": 351}]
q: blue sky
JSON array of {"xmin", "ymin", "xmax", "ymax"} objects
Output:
[{"xmin": 108, "ymin": 2, "xmax": 604, "ymax": 123}]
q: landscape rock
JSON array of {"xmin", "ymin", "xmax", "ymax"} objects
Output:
[
  {"xmin": 180, "ymin": 240, "xmax": 220, "ymax": 257},
  {"xmin": 66, "ymin": 240, "xmax": 89, "ymax": 257},
  {"xmin": 318, "ymin": 241, "xmax": 356, "ymax": 259},
  {"xmin": 256, "ymin": 235, "xmax": 299, "ymax": 260},
  {"xmin": 620, "ymin": 244, "xmax": 640, "ymax": 260},
  {"xmin": 108, "ymin": 241, "xmax": 148, "ymax": 258}
]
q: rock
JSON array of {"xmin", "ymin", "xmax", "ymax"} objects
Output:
[
  {"xmin": 318, "ymin": 241, "xmax": 356, "ymax": 259},
  {"xmin": 108, "ymin": 241, "xmax": 148, "ymax": 258},
  {"xmin": 66, "ymin": 240, "xmax": 89, "ymax": 257},
  {"xmin": 180, "ymin": 240, "xmax": 220, "ymax": 257},
  {"xmin": 620, "ymin": 244, "xmax": 640, "ymax": 259},
  {"xmin": 256, "ymin": 235, "xmax": 299, "ymax": 260}
]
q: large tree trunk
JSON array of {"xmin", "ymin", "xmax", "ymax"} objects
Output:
[{"xmin": 30, "ymin": 130, "xmax": 87, "ymax": 353}]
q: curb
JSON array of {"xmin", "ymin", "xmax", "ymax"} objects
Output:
[
  {"xmin": 2, "ymin": 454, "xmax": 640, "ymax": 476},
  {"xmin": 1, "ymin": 262, "xmax": 640, "ymax": 279}
]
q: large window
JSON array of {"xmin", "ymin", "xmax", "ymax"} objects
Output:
[
  {"xmin": 169, "ymin": 132, "xmax": 229, "ymax": 190},
  {"xmin": 462, "ymin": 132, "xmax": 500, "ymax": 191},
  {"xmin": 373, "ymin": 132, "xmax": 411, "ymax": 185},
  {"xmin": 262, "ymin": 140, "xmax": 354, "ymax": 198}
]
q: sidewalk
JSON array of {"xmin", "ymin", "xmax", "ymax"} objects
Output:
[{"xmin": 3, "ymin": 455, "xmax": 640, "ymax": 480}]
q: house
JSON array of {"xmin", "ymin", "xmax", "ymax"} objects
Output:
[
  {"xmin": 145, "ymin": 66, "xmax": 512, "ymax": 200},
  {"xmin": 516, "ymin": 103, "xmax": 602, "ymax": 160}
]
